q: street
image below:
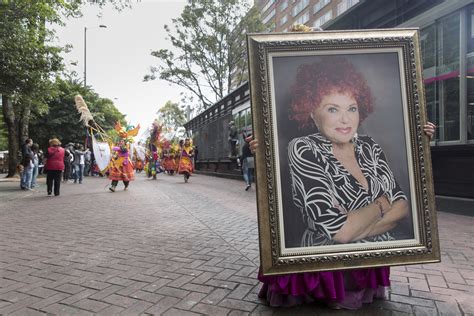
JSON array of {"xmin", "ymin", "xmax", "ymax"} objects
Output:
[{"xmin": 0, "ymin": 173, "xmax": 473, "ymax": 315}]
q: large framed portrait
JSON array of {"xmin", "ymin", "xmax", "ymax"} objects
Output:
[{"xmin": 247, "ymin": 29, "xmax": 440, "ymax": 275}]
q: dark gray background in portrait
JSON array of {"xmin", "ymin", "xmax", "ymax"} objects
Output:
[{"xmin": 271, "ymin": 52, "xmax": 415, "ymax": 248}]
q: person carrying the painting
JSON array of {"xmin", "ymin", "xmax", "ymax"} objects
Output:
[
  {"xmin": 108, "ymin": 122, "xmax": 140, "ymax": 192},
  {"xmin": 241, "ymin": 133, "xmax": 255, "ymax": 191},
  {"xmin": 247, "ymin": 55, "xmax": 436, "ymax": 309},
  {"xmin": 178, "ymin": 138, "xmax": 194, "ymax": 183}
]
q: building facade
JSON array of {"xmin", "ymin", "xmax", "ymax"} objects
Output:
[
  {"xmin": 255, "ymin": 0, "xmax": 361, "ymax": 32},
  {"xmin": 186, "ymin": 0, "xmax": 474, "ymax": 213},
  {"xmin": 322, "ymin": 0, "xmax": 474, "ymax": 212}
]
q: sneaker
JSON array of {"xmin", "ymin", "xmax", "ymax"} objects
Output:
[
  {"xmin": 109, "ymin": 186, "xmax": 116, "ymax": 192},
  {"xmin": 245, "ymin": 184, "xmax": 251, "ymax": 191},
  {"xmin": 47, "ymin": 192, "xmax": 52, "ymax": 196},
  {"xmin": 327, "ymin": 302, "xmax": 341, "ymax": 310}
]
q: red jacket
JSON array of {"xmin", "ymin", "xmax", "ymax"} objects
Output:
[{"xmin": 46, "ymin": 146, "xmax": 65, "ymax": 171}]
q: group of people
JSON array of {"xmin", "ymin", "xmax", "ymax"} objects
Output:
[
  {"xmin": 19, "ymin": 138, "xmax": 43, "ymax": 191},
  {"xmin": 143, "ymin": 138, "xmax": 196, "ymax": 183},
  {"xmin": 62, "ymin": 143, "xmax": 94, "ymax": 184}
]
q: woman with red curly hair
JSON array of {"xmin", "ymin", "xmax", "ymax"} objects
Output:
[{"xmin": 252, "ymin": 56, "xmax": 436, "ymax": 309}]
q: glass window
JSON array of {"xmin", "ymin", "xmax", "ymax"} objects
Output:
[
  {"xmin": 421, "ymin": 12, "xmax": 460, "ymax": 142},
  {"xmin": 313, "ymin": 10, "xmax": 332, "ymax": 28},
  {"xmin": 467, "ymin": 6, "xmax": 474, "ymax": 140},
  {"xmin": 438, "ymin": 12, "xmax": 460, "ymax": 141},
  {"xmin": 262, "ymin": 0, "xmax": 276, "ymax": 13},
  {"xmin": 263, "ymin": 8, "xmax": 276, "ymax": 24},
  {"xmin": 280, "ymin": 14, "xmax": 288, "ymax": 26},
  {"xmin": 295, "ymin": 11, "xmax": 310, "ymax": 25},
  {"xmin": 314, "ymin": 0, "xmax": 330, "ymax": 14},
  {"xmin": 280, "ymin": 0, "xmax": 288, "ymax": 11},
  {"xmin": 421, "ymin": 25, "xmax": 436, "ymax": 70},
  {"xmin": 292, "ymin": 0, "xmax": 309, "ymax": 17}
]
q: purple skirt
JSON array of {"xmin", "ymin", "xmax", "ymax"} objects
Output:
[{"xmin": 258, "ymin": 267, "xmax": 390, "ymax": 309}]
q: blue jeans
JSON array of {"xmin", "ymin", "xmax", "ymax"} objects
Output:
[
  {"xmin": 242, "ymin": 159, "xmax": 254, "ymax": 186},
  {"xmin": 21, "ymin": 165, "xmax": 33, "ymax": 189},
  {"xmin": 30, "ymin": 163, "xmax": 39, "ymax": 187},
  {"xmin": 73, "ymin": 164, "xmax": 84, "ymax": 183}
]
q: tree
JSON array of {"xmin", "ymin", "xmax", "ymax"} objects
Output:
[
  {"xmin": 156, "ymin": 101, "xmax": 187, "ymax": 137},
  {"xmin": 0, "ymin": 0, "xmax": 65, "ymax": 176},
  {"xmin": 29, "ymin": 77, "xmax": 126, "ymax": 151},
  {"xmin": 0, "ymin": 0, "xmax": 132, "ymax": 177},
  {"xmin": 228, "ymin": 6, "xmax": 265, "ymax": 89},
  {"xmin": 145, "ymin": 0, "xmax": 264, "ymax": 112}
]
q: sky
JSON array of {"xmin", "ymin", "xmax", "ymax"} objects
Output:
[{"xmin": 55, "ymin": 0, "xmax": 188, "ymax": 137}]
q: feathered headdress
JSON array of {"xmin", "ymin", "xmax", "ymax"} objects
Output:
[
  {"xmin": 115, "ymin": 121, "xmax": 140, "ymax": 143},
  {"xmin": 74, "ymin": 95, "xmax": 95, "ymax": 127}
]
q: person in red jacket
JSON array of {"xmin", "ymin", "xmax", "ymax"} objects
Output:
[{"xmin": 45, "ymin": 138, "xmax": 65, "ymax": 196}]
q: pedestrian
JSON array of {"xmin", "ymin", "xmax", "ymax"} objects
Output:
[
  {"xmin": 71, "ymin": 144, "xmax": 87, "ymax": 184},
  {"xmin": 241, "ymin": 134, "xmax": 254, "ymax": 191},
  {"xmin": 30, "ymin": 143, "xmax": 40, "ymax": 188},
  {"xmin": 84, "ymin": 149, "xmax": 92, "ymax": 176},
  {"xmin": 193, "ymin": 146, "xmax": 199, "ymax": 170},
  {"xmin": 227, "ymin": 121, "xmax": 238, "ymax": 157},
  {"xmin": 37, "ymin": 149, "xmax": 44, "ymax": 175},
  {"xmin": 44, "ymin": 138, "xmax": 65, "ymax": 196},
  {"xmin": 20, "ymin": 138, "xmax": 34, "ymax": 190},
  {"xmin": 63, "ymin": 147, "xmax": 72, "ymax": 182}
]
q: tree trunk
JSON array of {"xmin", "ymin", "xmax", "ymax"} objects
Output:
[
  {"xmin": 19, "ymin": 103, "xmax": 31, "ymax": 143},
  {"xmin": 2, "ymin": 95, "xmax": 19, "ymax": 178}
]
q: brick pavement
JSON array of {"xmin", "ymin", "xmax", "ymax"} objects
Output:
[{"xmin": 0, "ymin": 173, "xmax": 472, "ymax": 315}]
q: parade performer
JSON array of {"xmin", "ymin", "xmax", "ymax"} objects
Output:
[
  {"xmin": 178, "ymin": 138, "xmax": 194, "ymax": 183},
  {"xmin": 146, "ymin": 145, "xmax": 162, "ymax": 180},
  {"xmin": 108, "ymin": 122, "xmax": 140, "ymax": 192},
  {"xmin": 161, "ymin": 141, "xmax": 176, "ymax": 175}
]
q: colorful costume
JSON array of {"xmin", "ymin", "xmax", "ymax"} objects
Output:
[
  {"xmin": 178, "ymin": 139, "xmax": 194, "ymax": 183},
  {"xmin": 147, "ymin": 148, "xmax": 162, "ymax": 179},
  {"xmin": 108, "ymin": 122, "xmax": 140, "ymax": 192},
  {"xmin": 109, "ymin": 144, "xmax": 135, "ymax": 182}
]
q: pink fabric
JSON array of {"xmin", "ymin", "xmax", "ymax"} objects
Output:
[
  {"xmin": 45, "ymin": 146, "xmax": 65, "ymax": 171},
  {"xmin": 258, "ymin": 266, "xmax": 390, "ymax": 309}
]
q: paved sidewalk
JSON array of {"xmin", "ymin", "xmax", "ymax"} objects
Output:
[{"xmin": 0, "ymin": 174, "xmax": 472, "ymax": 315}]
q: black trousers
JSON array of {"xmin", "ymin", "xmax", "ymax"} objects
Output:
[
  {"xmin": 111, "ymin": 180, "xmax": 129, "ymax": 187},
  {"xmin": 47, "ymin": 170, "xmax": 62, "ymax": 196}
]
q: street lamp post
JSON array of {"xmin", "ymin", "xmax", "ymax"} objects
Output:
[{"xmin": 84, "ymin": 24, "xmax": 107, "ymax": 87}]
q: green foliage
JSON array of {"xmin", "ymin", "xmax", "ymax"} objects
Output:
[
  {"xmin": 157, "ymin": 100, "xmax": 187, "ymax": 135},
  {"xmin": 0, "ymin": 109, "xmax": 7, "ymax": 151},
  {"xmin": 145, "ymin": 0, "xmax": 264, "ymax": 112},
  {"xmin": 29, "ymin": 77, "xmax": 126, "ymax": 151}
]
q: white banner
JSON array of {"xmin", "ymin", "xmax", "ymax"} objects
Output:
[
  {"xmin": 135, "ymin": 145, "xmax": 146, "ymax": 161},
  {"xmin": 92, "ymin": 134, "xmax": 111, "ymax": 172}
]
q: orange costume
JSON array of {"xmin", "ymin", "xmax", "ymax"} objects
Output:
[
  {"xmin": 178, "ymin": 139, "xmax": 194, "ymax": 182},
  {"xmin": 108, "ymin": 122, "xmax": 140, "ymax": 192}
]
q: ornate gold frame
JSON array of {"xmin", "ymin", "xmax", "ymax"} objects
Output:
[{"xmin": 247, "ymin": 29, "xmax": 440, "ymax": 275}]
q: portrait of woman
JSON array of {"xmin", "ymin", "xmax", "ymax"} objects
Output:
[
  {"xmin": 269, "ymin": 52, "xmax": 418, "ymax": 249},
  {"xmin": 286, "ymin": 56, "xmax": 408, "ymax": 247}
]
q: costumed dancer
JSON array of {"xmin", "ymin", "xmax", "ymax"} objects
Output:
[
  {"xmin": 178, "ymin": 138, "xmax": 194, "ymax": 183},
  {"xmin": 109, "ymin": 122, "xmax": 140, "ymax": 192},
  {"xmin": 161, "ymin": 141, "xmax": 176, "ymax": 175},
  {"xmin": 147, "ymin": 145, "xmax": 162, "ymax": 180}
]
